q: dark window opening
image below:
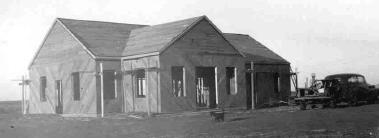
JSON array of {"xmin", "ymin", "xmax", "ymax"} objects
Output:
[
  {"xmin": 40, "ymin": 76, "xmax": 47, "ymax": 102},
  {"xmin": 136, "ymin": 69, "xmax": 146, "ymax": 98},
  {"xmin": 72, "ymin": 72, "xmax": 80, "ymax": 101},
  {"xmin": 226, "ymin": 67, "xmax": 237, "ymax": 95},
  {"xmin": 274, "ymin": 73, "xmax": 280, "ymax": 94},
  {"xmin": 103, "ymin": 70, "xmax": 116, "ymax": 99},
  {"xmin": 172, "ymin": 66, "xmax": 185, "ymax": 97}
]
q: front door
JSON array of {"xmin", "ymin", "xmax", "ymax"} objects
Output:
[
  {"xmin": 55, "ymin": 80, "xmax": 63, "ymax": 114},
  {"xmin": 196, "ymin": 67, "xmax": 216, "ymax": 108}
]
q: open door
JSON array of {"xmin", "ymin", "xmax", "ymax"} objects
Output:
[
  {"xmin": 55, "ymin": 80, "xmax": 63, "ymax": 114},
  {"xmin": 196, "ymin": 67, "xmax": 216, "ymax": 108}
]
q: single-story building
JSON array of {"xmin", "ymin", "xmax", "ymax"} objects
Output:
[{"xmin": 28, "ymin": 15, "xmax": 290, "ymax": 116}]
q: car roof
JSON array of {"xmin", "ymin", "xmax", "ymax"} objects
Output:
[{"xmin": 325, "ymin": 73, "xmax": 364, "ymax": 80}]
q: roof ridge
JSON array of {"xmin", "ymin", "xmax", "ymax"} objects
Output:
[
  {"xmin": 224, "ymin": 33, "xmax": 249, "ymax": 36},
  {"xmin": 57, "ymin": 18, "xmax": 149, "ymax": 27},
  {"xmin": 149, "ymin": 15, "xmax": 205, "ymax": 27},
  {"xmin": 122, "ymin": 15, "xmax": 206, "ymax": 56}
]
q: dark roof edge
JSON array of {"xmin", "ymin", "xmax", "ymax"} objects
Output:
[
  {"xmin": 252, "ymin": 62, "xmax": 291, "ymax": 65},
  {"xmin": 57, "ymin": 17, "xmax": 149, "ymax": 27},
  {"xmin": 224, "ymin": 33, "xmax": 249, "ymax": 36}
]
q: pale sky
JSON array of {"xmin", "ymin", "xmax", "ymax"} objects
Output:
[{"xmin": 1, "ymin": 0, "xmax": 379, "ymax": 101}]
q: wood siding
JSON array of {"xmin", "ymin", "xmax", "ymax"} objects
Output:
[
  {"xmin": 160, "ymin": 19, "xmax": 246, "ymax": 112},
  {"xmin": 253, "ymin": 64, "xmax": 291, "ymax": 108},
  {"xmin": 29, "ymin": 21, "xmax": 97, "ymax": 116},
  {"xmin": 122, "ymin": 56, "xmax": 160, "ymax": 113}
]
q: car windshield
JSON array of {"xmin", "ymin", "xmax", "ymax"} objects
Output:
[{"xmin": 347, "ymin": 76, "xmax": 365, "ymax": 84}]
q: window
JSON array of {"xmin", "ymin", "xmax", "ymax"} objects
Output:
[
  {"xmin": 136, "ymin": 69, "xmax": 146, "ymax": 97},
  {"xmin": 348, "ymin": 76, "xmax": 366, "ymax": 84},
  {"xmin": 40, "ymin": 76, "xmax": 47, "ymax": 102},
  {"xmin": 274, "ymin": 73, "xmax": 280, "ymax": 94},
  {"xmin": 172, "ymin": 66, "xmax": 185, "ymax": 97},
  {"xmin": 226, "ymin": 67, "xmax": 237, "ymax": 95},
  {"xmin": 103, "ymin": 70, "xmax": 116, "ymax": 99},
  {"xmin": 357, "ymin": 76, "xmax": 365, "ymax": 83},
  {"xmin": 72, "ymin": 72, "xmax": 80, "ymax": 101}
]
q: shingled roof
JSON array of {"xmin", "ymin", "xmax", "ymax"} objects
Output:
[
  {"xmin": 57, "ymin": 16, "xmax": 207, "ymax": 57},
  {"xmin": 224, "ymin": 33, "xmax": 289, "ymax": 64},
  {"xmin": 58, "ymin": 18, "xmax": 147, "ymax": 57},
  {"xmin": 33, "ymin": 16, "xmax": 288, "ymax": 66},
  {"xmin": 123, "ymin": 16, "xmax": 204, "ymax": 56}
]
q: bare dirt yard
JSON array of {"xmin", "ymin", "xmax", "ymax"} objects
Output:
[{"xmin": 1, "ymin": 101, "xmax": 379, "ymax": 138}]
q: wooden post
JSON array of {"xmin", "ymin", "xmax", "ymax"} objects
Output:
[
  {"xmin": 251, "ymin": 63, "xmax": 255, "ymax": 109},
  {"xmin": 156, "ymin": 60, "xmax": 160, "ymax": 113},
  {"xmin": 131, "ymin": 62, "xmax": 135, "ymax": 112},
  {"xmin": 21, "ymin": 75, "xmax": 25, "ymax": 114},
  {"xmin": 214, "ymin": 67, "xmax": 218, "ymax": 106},
  {"xmin": 100, "ymin": 62, "xmax": 104, "ymax": 118},
  {"xmin": 146, "ymin": 60, "xmax": 151, "ymax": 117},
  {"xmin": 114, "ymin": 72, "xmax": 117, "ymax": 98}
]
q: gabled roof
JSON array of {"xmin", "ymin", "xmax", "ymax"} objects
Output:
[
  {"xmin": 58, "ymin": 18, "xmax": 147, "ymax": 57},
  {"xmin": 122, "ymin": 16, "xmax": 203, "ymax": 56},
  {"xmin": 33, "ymin": 16, "xmax": 288, "ymax": 69},
  {"xmin": 122, "ymin": 16, "xmax": 245, "ymax": 57},
  {"xmin": 224, "ymin": 33, "xmax": 289, "ymax": 64}
]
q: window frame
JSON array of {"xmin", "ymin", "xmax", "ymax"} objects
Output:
[
  {"xmin": 171, "ymin": 66, "xmax": 186, "ymax": 97},
  {"xmin": 274, "ymin": 73, "xmax": 280, "ymax": 94},
  {"xmin": 226, "ymin": 67, "xmax": 237, "ymax": 95},
  {"xmin": 135, "ymin": 69, "xmax": 146, "ymax": 98}
]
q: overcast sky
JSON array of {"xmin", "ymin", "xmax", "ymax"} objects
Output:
[{"xmin": 1, "ymin": 0, "xmax": 379, "ymax": 100}]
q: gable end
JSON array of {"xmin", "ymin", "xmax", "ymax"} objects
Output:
[
  {"xmin": 28, "ymin": 19, "xmax": 96, "ymax": 68},
  {"xmin": 159, "ymin": 16, "xmax": 245, "ymax": 57},
  {"xmin": 28, "ymin": 19, "xmax": 96, "ymax": 69}
]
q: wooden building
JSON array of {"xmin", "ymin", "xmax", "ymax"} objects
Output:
[
  {"xmin": 224, "ymin": 34, "xmax": 290, "ymax": 108},
  {"xmin": 28, "ymin": 16, "xmax": 290, "ymax": 116}
]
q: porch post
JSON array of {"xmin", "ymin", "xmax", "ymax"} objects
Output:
[
  {"xmin": 251, "ymin": 62, "xmax": 255, "ymax": 109},
  {"xmin": 146, "ymin": 60, "xmax": 151, "ymax": 116},
  {"xmin": 100, "ymin": 62, "xmax": 104, "ymax": 117}
]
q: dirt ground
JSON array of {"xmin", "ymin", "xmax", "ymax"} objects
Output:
[{"xmin": 1, "ymin": 101, "xmax": 379, "ymax": 137}]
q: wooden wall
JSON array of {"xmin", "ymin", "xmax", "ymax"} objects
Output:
[
  {"xmin": 122, "ymin": 56, "xmax": 160, "ymax": 113},
  {"xmin": 253, "ymin": 64, "xmax": 291, "ymax": 108},
  {"xmin": 29, "ymin": 21, "xmax": 97, "ymax": 116},
  {"xmin": 159, "ymin": 19, "xmax": 247, "ymax": 113}
]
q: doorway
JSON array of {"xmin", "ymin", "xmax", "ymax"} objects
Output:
[
  {"xmin": 196, "ymin": 67, "xmax": 216, "ymax": 108},
  {"xmin": 246, "ymin": 72, "xmax": 252, "ymax": 109},
  {"xmin": 55, "ymin": 80, "xmax": 63, "ymax": 114}
]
